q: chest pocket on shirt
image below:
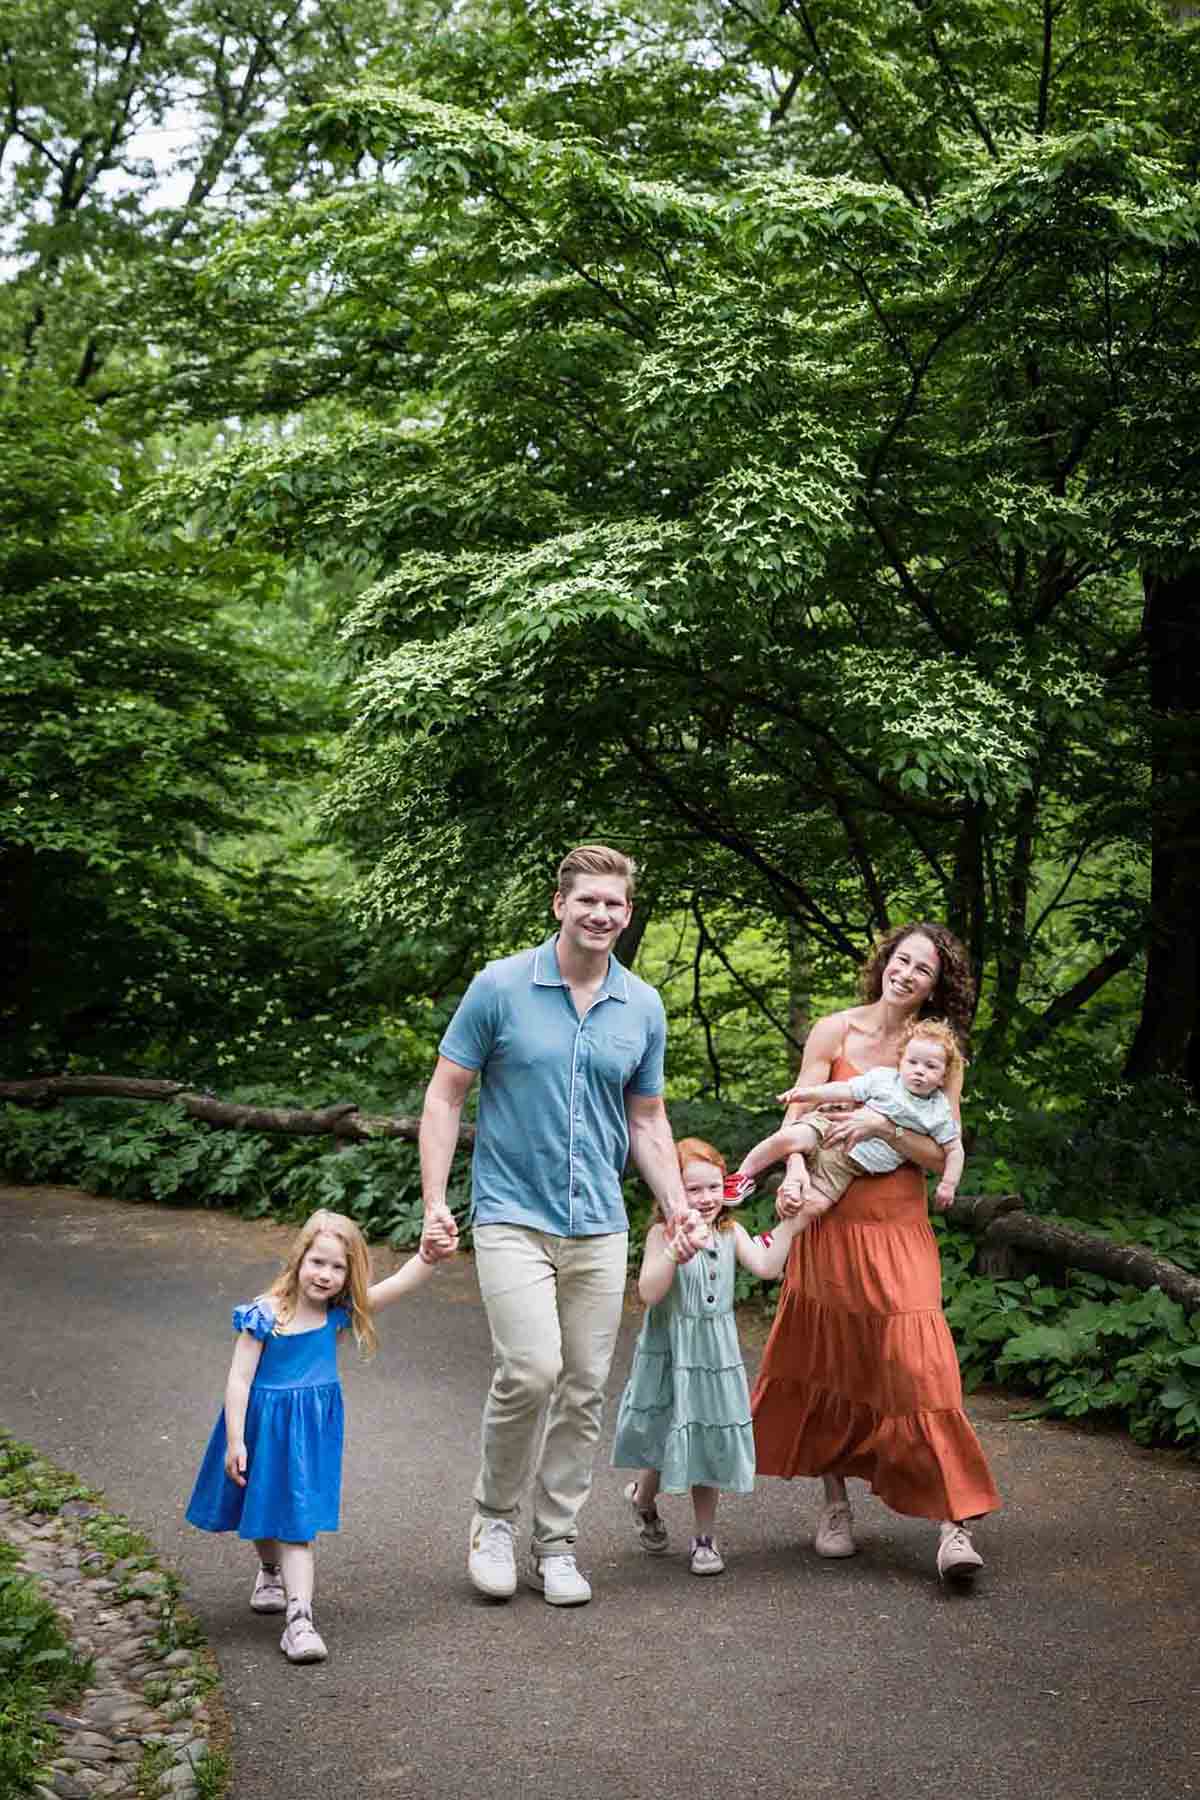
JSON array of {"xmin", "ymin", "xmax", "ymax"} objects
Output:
[{"xmin": 593, "ymin": 1030, "xmax": 644, "ymax": 1086}]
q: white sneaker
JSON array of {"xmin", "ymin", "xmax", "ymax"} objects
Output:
[
  {"xmin": 814, "ymin": 1502, "xmax": 857, "ymax": 1559},
  {"xmin": 250, "ymin": 1563, "xmax": 287, "ymax": 1613},
  {"xmin": 279, "ymin": 1605, "xmax": 327, "ymax": 1663},
  {"xmin": 937, "ymin": 1523, "xmax": 984, "ymax": 1584},
  {"xmin": 468, "ymin": 1513, "xmax": 517, "ymax": 1598},
  {"xmin": 526, "ymin": 1551, "xmax": 592, "ymax": 1606},
  {"xmin": 689, "ymin": 1535, "xmax": 725, "ymax": 1576}
]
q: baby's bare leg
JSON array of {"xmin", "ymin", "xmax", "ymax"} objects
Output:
[{"xmin": 740, "ymin": 1121, "xmax": 820, "ymax": 1180}]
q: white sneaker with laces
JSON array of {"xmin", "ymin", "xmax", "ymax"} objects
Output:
[
  {"xmin": 813, "ymin": 1501, "xmax": 857, "ymax": 1559},
  {"xmin": 937, "ymin": 1522, "xmax": 984, "ymax": 1584},
  {"xmin": 623, "ymin": 1481, "xmax": 669, "ymax": 1554},
  {"xmin": 279, "ymin": 1604, "xmax": 328, "ymax": 1663},
  {"xmin": 468, "ymin": 1513, "xmax": 518, "ymax": 1598},
  {"xmin": 689, "ymin": 1535, "xmax": 725, "ymax": 1576},
  {"xmin": 526, "ymin": 1550, "xmax": 592, "ymax": 1606},
  {"xmin": 250, "ymin": 1563, "xmax": 287, "ymax": 1613}
]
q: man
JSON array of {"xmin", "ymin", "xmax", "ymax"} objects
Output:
[{"xmin": 419, "ymin": 844, "xmax": 703, "ymax": 1606}]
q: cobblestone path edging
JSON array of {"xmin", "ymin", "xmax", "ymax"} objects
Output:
[{"xmin": 0, "ymin": 1489, "xmax": 224, "ymax": 1800}]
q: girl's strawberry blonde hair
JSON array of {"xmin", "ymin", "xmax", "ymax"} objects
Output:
[
  {"xmin": 672, "ymin": 1136, "xmax": 736, "ymax": 1232},
  {"xmin": 898, "ymin": 1015, "xmax": 964, "ymax": 1083},
  {"xmin": 266, "ymin": 1209, "xmax": 377, "ymax": 1355}
]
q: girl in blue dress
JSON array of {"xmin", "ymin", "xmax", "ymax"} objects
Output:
[
  {"xmin": 611, "ymin": 1138, "xmax": 802, "ymax": 1576},
  {"xmin": 187, "ymin": 1206, "xmax": 452, "ymax": 1662}
]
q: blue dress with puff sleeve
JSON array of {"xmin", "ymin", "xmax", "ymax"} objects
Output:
[{"xmin": 186, "ymin": 1300, "xmax": 348, "ymax": 1542}]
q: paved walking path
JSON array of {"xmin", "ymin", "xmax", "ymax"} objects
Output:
[{"xmin": 2, "ymin": 1185, "xmax": 1198, "ymax": 1800}]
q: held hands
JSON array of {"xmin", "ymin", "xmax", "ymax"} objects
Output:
[
  {"xmin": 776, "ymin": 1156, "xmax": 814, "ymax": 1220},
  {"xmin": 420, "ymin": 1202, "xmax": 460, "ymax": 1264},
  {"xmin": 664, "ymin": 1205, "xmax": 709, "ymax": 1264},
  {"xmin": 224, "ymin": 1442, "xmax": 248, "ymax": 1488}
]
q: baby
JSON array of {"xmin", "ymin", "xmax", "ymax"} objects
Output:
[{"xmin": 738, "ymin": 1016, "xmax": 964, "ymax": 1223}]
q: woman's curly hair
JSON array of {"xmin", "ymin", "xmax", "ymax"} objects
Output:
[{"xmin": 859, "ymin": 922, "xmax": 976, "ymax": 1051}]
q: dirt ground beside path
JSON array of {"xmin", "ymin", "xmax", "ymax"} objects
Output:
[{"xmin": 2, "ymin": 1184, "xmax": 1198, "ymax": 1800}]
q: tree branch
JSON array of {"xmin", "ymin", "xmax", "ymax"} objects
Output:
[
  {"xmin": 1023, "ymin": 938, "xmax": 1142, "ymax": 1049},
  {"xmin": 780, "ymin": 0, "xmax": 925, "ymax": 206},
  {"xmin": 913, "ymin": 1, "xmax": 998, "ymax": 158},
  {"xmin": 619, "ymin": 728, "xmax": 863, "ymax": 957}
]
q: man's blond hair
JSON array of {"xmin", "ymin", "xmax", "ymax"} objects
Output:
[{"xmin": 556, "ymin": 844, "xmax": 638, "ymax": 899}]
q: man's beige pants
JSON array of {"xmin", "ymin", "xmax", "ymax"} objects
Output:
[{"xmin": 473, "ymin": 1222, "xmax": 628, "ymax": 1553}]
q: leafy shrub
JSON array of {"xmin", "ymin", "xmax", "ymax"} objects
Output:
[
  {"xmin": 964, "ymin": 1074, "xmax": 1200, "ymax": 1221},
  {"xmin": 938, "ymin": 1220, "xmax": 1200, "ymax": 1450},
  {"xmin": 0, "ymin": 1098, "xmax": 469, "ymax": 1249}
]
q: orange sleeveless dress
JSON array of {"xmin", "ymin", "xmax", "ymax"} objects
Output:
[{"xmin": 751, "ymin": 1054, "xmax": 1000, "ymax": 1521}]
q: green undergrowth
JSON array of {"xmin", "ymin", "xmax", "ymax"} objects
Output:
[
  {"xmin": 4, "ymin": 1092, "xmax": 1200, "ymax": 1451},
  {"xmin": 0, "ymin": 1092, "xmax": 471, "ymax": 1248},
  {"xmin": 937, "ymin": 1217, "xmax": 1200, "ymax": 1449},
  {"xmin": 0, "ymin": 1091, "xmax": 776, "ymax": 1252},
  {"xmin": 0, "ymin": 1534, "xmax": 93, "ymax": 1798},
  {"xmin": 0, "ymin": 1432, "xmax": 226, "ymax": 1799}
]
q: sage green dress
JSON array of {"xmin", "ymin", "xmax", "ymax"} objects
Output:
[{"xmin": 611, "ymin": 1227, "xmax": 755, "ymax": 1493}]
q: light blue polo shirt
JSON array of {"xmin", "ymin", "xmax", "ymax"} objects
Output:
[{"xmin": 438, "ymin": 935, "xmax": 667, "ymax": 1237}]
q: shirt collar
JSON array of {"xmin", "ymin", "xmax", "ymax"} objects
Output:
[{"xmin": 532, "ymin": 934, "xmax": 629, "ymax": 1003}]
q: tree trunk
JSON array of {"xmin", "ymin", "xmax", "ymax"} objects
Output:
[
  {"xmin": 982, "ymin": 771, "xmax": 1042, "ymax": 1061},
  {"xmin": 947, "ymin": 798, "xmax": 987, "ymax": 996},
  {"xmin": 0, "ymin": 843, "xmax": 35, "ymax": 1046},
  {"xmin": 615, "ymin": 896, "xmax": 654, "ymax": 968},
  {"xmin": 942, "ymin": 1192, "xmax": 1200, "ymax": 1310},
  {"xmin": 786, "ymin": 917, "xmax": 811, "ymax": 1079},
  {"xmin": 1124, "ymin": 565, "xmax": 1200, "ymax": 1092}
]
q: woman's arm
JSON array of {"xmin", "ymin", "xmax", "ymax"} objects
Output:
[
  {"xmin": 779, "ymin": 1013, "xmax": 844, "ymax": 1124},
  {"xmin": 638, "ymin": 1222, "xmax": 680, "ymax": 1306},
  {"xmin": 765, "ymin": 1012, "xmax": 845, "ymax": 1215},
  {"xmin": 823, "ymin": 1107, "xmax": 948, "ymax": 1173},
  {"xmin": 367, "ymin": 1247, "xmax": 446, "ymax": 1312},
  {"xmin": 732, "ymin": 1218, "xmax": 804, "ymax": 1282},
  {"xmin": 223, "ymin": 1332, "xmax": 265, "ymax": 1486}
]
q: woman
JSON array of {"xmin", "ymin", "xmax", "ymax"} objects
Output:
[{"xmin": 747, "ymin": 922, "xmax": 1000, "ymax": 1581}]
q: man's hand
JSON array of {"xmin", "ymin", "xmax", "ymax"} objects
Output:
[{"xmin": 421, "ymin": 1201, "xmax": 460, "ymax": 1262}]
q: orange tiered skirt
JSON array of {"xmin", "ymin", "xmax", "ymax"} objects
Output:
[{"xmin": 751, "ymin": 1104, "xmax": 1000, "ymax": 1522}]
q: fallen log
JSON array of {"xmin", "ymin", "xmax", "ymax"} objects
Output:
[
  {"xmin": 4, "ymin": 1076, "xmax": 1198, "ymax": 1308},
  {"xmin": 0, "ymin": 1074, "xmax": 475, "ymax": 1148},
  {"xmin": 944, "ymin": 1193, "xmax": 1200, "ymax": 1312}
]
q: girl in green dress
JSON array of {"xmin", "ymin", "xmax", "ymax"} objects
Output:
[{"xmin": 611, "ymin": 1138, "xmax": 801, "ymax": 1575}]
